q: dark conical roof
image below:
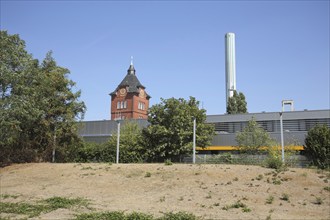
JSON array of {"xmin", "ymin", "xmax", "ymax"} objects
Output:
[{"xmin": 110, "ymin": 64, "xmax": 147, "ymax": 96}]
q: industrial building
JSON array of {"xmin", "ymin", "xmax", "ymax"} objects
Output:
[{"xmin": 78, "ymin": 109, "xmax": 330, "ymax": 151}]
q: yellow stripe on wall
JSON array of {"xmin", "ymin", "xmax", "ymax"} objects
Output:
[{"xmin": 197, "ymin": 146, "xmax": 304, "ymax": 151}]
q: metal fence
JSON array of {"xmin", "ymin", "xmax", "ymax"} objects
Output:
[{"xmin": 183, "ymin": 154, "xmax": 311, "ymax": 168}]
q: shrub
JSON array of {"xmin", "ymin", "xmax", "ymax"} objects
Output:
[
  {"xmin": 265, "ymin": 195, "xmax": 274, "ymax": 204},
  {"xmin": 164, "ymin": 159, "xmax": 173, "ymax": 166},
  {"xmin": 159, "ymin": 211, "xmax": 199, "ymax": 220},
  {"xmin": 304, "ymin": 124, "xmax": 330, "ymax": 169},
  {"xmin": 265, "ymin": 156, "xmax": 283, "ymax": 170},
  {"xmin": 236, "ymin": 118, "xmax": 275, "ymax": 154},
  {"xmin": 280, "ymin": 193, "xmax": 290, "ymax": 201}
]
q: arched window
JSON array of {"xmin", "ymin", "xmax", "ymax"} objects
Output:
[{"xmin": 117, "ymin": 101, "xmax": 120, "ymax": 109}]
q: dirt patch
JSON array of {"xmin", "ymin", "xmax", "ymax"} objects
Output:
[{"xmin": 1, "ymin": 163, "xmax": 329, "ymax": 219}]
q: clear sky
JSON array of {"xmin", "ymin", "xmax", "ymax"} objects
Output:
[{"xmin": 1, "ymin": 0, "xmax": 329, "ymax": 121}]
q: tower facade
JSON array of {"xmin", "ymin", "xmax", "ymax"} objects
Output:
[
  {"xmin": 110, "ymin": 62, "xmax": 150, "ymax": 120},
  {"xmin": 225, "ymin": 33, "xmax": 237, "ymax": 107}
]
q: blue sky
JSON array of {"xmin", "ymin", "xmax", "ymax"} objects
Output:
[{"xmin": 1, "ymin": 1, "xmax": 329, "ymax": 121}]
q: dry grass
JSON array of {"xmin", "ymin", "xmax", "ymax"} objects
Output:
[{"xmin": 1, "ymin": 163, "xmax": 329, "ymax": 219}]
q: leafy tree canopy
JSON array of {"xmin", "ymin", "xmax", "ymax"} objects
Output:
[
  {"xmin": 304, "ymin": 124, "xmax": 330, "ymax": 169},
  {"xmin": 142, "ymin": 97, "xmax": 215, "ymax": 162},
  {"xmin": 106, "ymin": 120, "xmax": 145, "ymax": 163},
  {"xmin": 236, "ymin": 117, "xmax": 275, "ymax": 154},
  {"xmin": 0, "ymin": 31, "xmax": 86, "ymax": 165},
  {"xmin": 227, "ymin": 90, "xmax": 247, "ymax": 114}
]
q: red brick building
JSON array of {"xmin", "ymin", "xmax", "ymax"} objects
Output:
[{"xmin": 110, "ymin": 63, "xmax": 150, "ymax": 120}]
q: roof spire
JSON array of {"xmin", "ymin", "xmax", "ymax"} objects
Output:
[{"xmin": 127, "ymin": 56, "xmax": 136, "ymax": 75}]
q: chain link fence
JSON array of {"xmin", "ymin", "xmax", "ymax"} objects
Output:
[{"xmin": 182, "ymin": 153, "xmax": 310, "ymax": 168}]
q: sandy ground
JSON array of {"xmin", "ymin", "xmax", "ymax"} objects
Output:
[{"xmin": 1, "ymin": 163, "xmax": 329, "ymax": 220}]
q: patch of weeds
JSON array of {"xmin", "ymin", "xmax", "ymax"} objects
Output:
[
  {"xmin": 43, "ymin": 196, "xmax": 89, "ymax": 209},
  {"xmin": 178, "ymin": 196, "xmax": 184, "ymax": 201},
  {"xmin": 256, "ymin": 174, "xmax": 263, "ymax": 181},
  {"xmin": 0, "ymin": 196, "xmax": 90, "ymax": 218},
  {"xmin": 314, "ymin": 197, "xmax": 323, "ymax": 205},
  {"xmin": 0, "ymin": 202, "xmax": 47, "ymax": 217},
  {"xmin": 226, "ymin": 181, "xmax": 232, "ymax": 185},
  {"xmin": 301, "ymin": 172, "xmax": 308, "ymax": 177},
  {"xmin": 164, "ymin": 159, "xmax": 173, "ymax": 166},
  {"xmin": 272, "ymin": 179, "xmax": 281, "ymax": 185},
  {"xmin": 145, "ymin": 172, "xmax": 151, "ymax": 178},
  {"xmin": 242, "ymin": 196, "xmax": 248, "ymax": 201},
  {"xmin": 81, "ymin": 166, "xmax": 93, "ymax": 170},
  {"xmin": 280, "ymin": 193, "xmax": 290, "ymax": 202},
  {"xmin": 242, "ymin": 207, "xmax": 251, "ymax": 212},
  {"xmin": 205, "ymin": 192, "xmax": 212, "ymax": 199},
  {"xmin": 233, "ymin": 177, "xmax": 239, "ymax": 181},
  {"xmin": 266, "ymin": 214, "xmax": 272, "ymax": 220},
  {"xmin": 281, "ymin": 177, "xmax": 290, "ymax": 182},
  {"xmin": 265, "ymin": 195, "xmax": 274, "ymax": 204},
  {"xmin": 159, "ymin": 196, "xmax": 165, "ymax": 202},
  {"xmin": 213, "ymin": 203, "xmax": 220, "ymax": 207},
  {"xmin": 160, "ymin": 211, "xmax": 200, "ymax": 220},
  {"xmin": 324, "ymin": 186, "xmax": 330, "ymax": 192},
  {"xmin": 0, "ymin": 194, "xmax": 19, "ymax": 199},
  {"xmin": 222, "ymin": 200, "xmax": 249, "ymax": 212},
  {"xmin": 74, "ymin": 211, "xmax": 126, "ymax": 220}
]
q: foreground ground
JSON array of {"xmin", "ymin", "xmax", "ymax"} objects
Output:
[{"xmin": 0, "ymin": 163, "xmax": 329, "ymax": 220}]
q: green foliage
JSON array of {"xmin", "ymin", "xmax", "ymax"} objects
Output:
[
  {"xmin": 145, "ymin": 172, "xmax": 151, "ymax": 178},
  {"xmin": 0, "ymin": 201, "xmax": 47, "ymax": 217},
  {"xmin": 74, "ymin": 211, "xmax": 199, "ymax": 220},
  {"xmin": 159, "ymin": 211, "xmax": 200, "ymax": 220},
  {"xmin": 0, "ymin": 31, "xmax": 86, "ymax": 165},
  {"xmin": 280, "ymin": 193, "xmax": 290, "ymax": 201},
  {"xmin": 75, "ymin": 211, "xmax": 126, "ymax": 220},
  {"xmin": 265, "ymin": 195, "xmax": 274, "ymax": 204},
  {"xmin": 43, "ymin": 197, "xmax": 89, "ymax": 209},
  {"xmin": 236, "ymin": 118, "xmax": 274, "ymax": 154},
  {"xmin": 164, "ymin": 159, "xmax": 173, "ymax": 166},
  {"xmin": 105, "ymin": 121, "xmax": 145, "ymax": 163},
  {"xmin": 74, "ymin": 142, "xmax": 115, "ymax": 163},
  {"xmin": 0, "ymin": 196, "xmax": 89, "ymax": 218},
  {"xmin": 222, "ymin": 200, "xmax": 249, "ymax": 212},
  {"xmin": 265, "ymin": 145, "xmax": 283, "ymax": 169},
  {"xmin": 226, "ymin": 90, "xmax": 248, "ymax": 114},
  {"xmin": 304, "ymin": 124, "xmax": 330, "ymax": 169},
  {"xmin": 143, "ymin": 97, "xmax": 215, "ymax": 162}
]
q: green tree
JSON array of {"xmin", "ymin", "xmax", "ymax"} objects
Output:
[
  {"xmin": 304, "ymin": 124, "xmax": 330, "ymax": 169},
  {"xmin": 236, "ymin": 118, "xmax": 274, "ymax": 154},
  {"xmin": 106, "ymin": 121, "xmax": 145, "ymax": 163},
  {"xmin": 227, "ymin": 90, "xmax": 247, "ymax": 114},
  {"xmin": 142, "ymin": 97, "xmax": 215, "ymax": 162},
  {"xmin": 0, "ymin": 31, "xmax": 85, "ymax": 165}
]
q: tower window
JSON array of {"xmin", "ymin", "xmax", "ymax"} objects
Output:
[
  {"xmin": 138, "ymin": 101, "xmax": 145, "ymax": 110},
  {"xmin": 117, "ymin": 100, "xmax": 127, "ymax": 109}
]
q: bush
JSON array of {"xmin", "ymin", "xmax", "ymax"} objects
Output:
[
  {"xmin": 304, "ymin": 124, "xmax": 330, "ymax": 169},
  {"xmin": 236, "ymin": 118, "xmax": 275, "ymax": 154},
  {"xmin": 264, "ymin": 145, "xmax": 281, "ymax": 169},
  {"xmin": 74, "ymin": 142, "xmax": 115, "ymax": 163}
]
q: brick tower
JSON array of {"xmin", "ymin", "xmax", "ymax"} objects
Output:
[{"xmin": 110, "ymin": 61, "xmax": 151, "ymax": 120}]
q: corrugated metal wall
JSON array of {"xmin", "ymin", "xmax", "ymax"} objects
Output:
[{"xmin": 78, "ymin": 110, "xmax": 330, "ymax": 146}]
